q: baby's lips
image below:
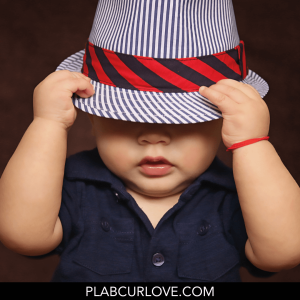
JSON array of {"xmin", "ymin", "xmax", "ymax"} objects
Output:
[{"xmin": 138, "ymin": 156, "xmax": 173, "ymax": 166}]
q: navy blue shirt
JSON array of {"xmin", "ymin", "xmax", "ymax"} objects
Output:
[{"xmin": 51, "ymin": 148, "xmax": 273, "ymax": 282}]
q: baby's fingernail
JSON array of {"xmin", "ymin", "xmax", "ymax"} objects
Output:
[{"xmin": 199, "ymin": 86, "xmax": 206, "ymax": 92}]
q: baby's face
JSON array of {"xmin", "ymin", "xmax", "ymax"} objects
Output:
[{"xmin": 89, "ymin": 116, "xmax": 222, "ymax": 198}]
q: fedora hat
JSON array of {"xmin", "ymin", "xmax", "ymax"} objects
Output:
[{"xmin": 56, "ymin": 0, "xmax": 269, "ymax": 124}]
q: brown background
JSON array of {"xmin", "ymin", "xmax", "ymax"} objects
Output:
[{"xmin": 0, "ymin": 0, "xmax": 300, "ymax": 282}]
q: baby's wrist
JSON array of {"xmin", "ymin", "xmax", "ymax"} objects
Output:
[
  {"xmin": 226, "ymin": 136, "xmax": 270, "ymax": 152},
  {"xmin": 33, "ymin": 116, "xmax": 70, "ymax": 133},
  {"xmin": 231, "ymin": 139, "xmax": 271, "ymax": 155}
]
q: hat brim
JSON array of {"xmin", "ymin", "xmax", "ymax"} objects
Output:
[{"xmin": 56, "ymin": 50, "xmax": 269, "ymax": 124}]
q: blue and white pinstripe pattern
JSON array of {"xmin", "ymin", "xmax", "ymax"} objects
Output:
[
  {"xmin": 89, "ymin": 0, "xmax": 240, "ymax": 58},
  {"xmin": 56, "ymin": 0, "xmax": 269, "ymax": 124}
]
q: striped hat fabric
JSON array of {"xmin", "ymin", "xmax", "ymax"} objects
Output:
[{"xmin": 56, "ymin": 0, "xmax": 269, "ymax": 124}]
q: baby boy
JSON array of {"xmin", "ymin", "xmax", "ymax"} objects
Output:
[{"xmin": 0, "ymin": 0, "xmax": 300, "ymax": 282}]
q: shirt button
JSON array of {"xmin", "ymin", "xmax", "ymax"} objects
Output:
[
  {"xmin": 101, "ymin": 218, "xmax": 110, "ymax": 232},
  {"xmin": 152, "ymin": 253, "xmax": 165, "ymax": 267},
  {"xmin": 197, "ymin": 220, "xmax": 211, "ymax": 236},
  {"xmin": 114, "ymin": 192, "xmax": 120, "ymax": 202}
]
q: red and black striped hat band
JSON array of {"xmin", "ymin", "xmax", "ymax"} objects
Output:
[{"xmin": 82, "ymin": 40, "xmax": 247, "ymax": 93}]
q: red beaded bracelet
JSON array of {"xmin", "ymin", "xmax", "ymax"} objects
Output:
[{"xmin": 226, "ymin": 136, "xmax": 270, "ymax": 152}]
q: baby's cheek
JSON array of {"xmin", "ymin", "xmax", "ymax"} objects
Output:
[
  {"xmin": 105, "ymin": 149, "xmax": 127, "ymax": 170},
  {"xmin": 180, "ymin": 145, "xmax": 214, "ymax": 176},
  {"xmin": 102, "ymin": 144, "xmax": 135, "ymax": 173},
  {"xmin": 182, "ymin": 153, "xmax": 196, "ymax": 170},
  {"xmin": 182, "ymin": 144, "xmax": 202, "ymax": 164}
]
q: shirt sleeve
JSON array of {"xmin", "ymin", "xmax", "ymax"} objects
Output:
[
  {"xmin": 54, "ymin": 177, "xmax": 83, "ymax": 255},
  {"xmin": 26, "ymin": 177, "xmax": 80, "ymax": 258}
]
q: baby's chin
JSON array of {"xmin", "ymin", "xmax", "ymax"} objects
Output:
[{"xmin": 125, "ymin": 177, "xmax": 191, "ymax": 199}]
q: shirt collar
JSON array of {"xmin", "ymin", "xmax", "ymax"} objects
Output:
[{"xmin": 64, "ymin": 148, "xmax": 236, "ymax": 195}]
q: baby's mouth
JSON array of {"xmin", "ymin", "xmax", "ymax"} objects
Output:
[{"xmin": 138, "ymin": 156, "xmax": 173, "ymax": 176}]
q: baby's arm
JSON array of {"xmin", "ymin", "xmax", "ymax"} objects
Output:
[
  {"xmin": 200, "ymin": 80, "xmax": 300, "ymax": 272},
  {"xmin": 0, "ymin": 71, "xmax": 94, "ymax": 256}
]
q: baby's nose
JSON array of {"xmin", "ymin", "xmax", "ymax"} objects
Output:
[{"xmin": 138, "ymin": 132, "xmax": 171, "ymax": 145}]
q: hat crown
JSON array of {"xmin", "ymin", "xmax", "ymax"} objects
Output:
[{"xmin": 88, "ymin": 0, "xmax": 240, "ymax": 59}]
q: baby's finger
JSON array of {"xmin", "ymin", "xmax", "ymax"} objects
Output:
[
  {"xmin": 67, "ymin": 77, "xmax": 95, "ymax": 98},
  {"xmin": 199, "ymin": 86, "xmax": 237, "ymax": 114},
  {"xmin": 71, "ymin": 72, "xmax": 93, "ymax": 82},
  {"xmin": 216, "ymin": 79, "xmax": 261, "ymax": 101},
  {"xmin": 208, "ymin": 82, "xmax": 250, "ymax": 104}
]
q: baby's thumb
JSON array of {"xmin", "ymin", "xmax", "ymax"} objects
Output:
[{"xmin": 75, "ymin": 82, "xmax": 95, "ymax": 98}]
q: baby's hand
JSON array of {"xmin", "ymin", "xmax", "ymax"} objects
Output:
[
  {"xmin": 33, "ymin": 70, "xmax": 94, "ymax": 129},
  {"xmin": 199, "ymin": 79, "xmax": 270, "ymax": 148}
]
